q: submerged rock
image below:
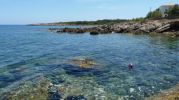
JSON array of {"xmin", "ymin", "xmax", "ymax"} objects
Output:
[
  {"xmin": 145, "ymin": 84, "xmax": 179, "ymax": 100},
  {"xmin": 62, "ymin": 57, "xmax": 109, "ymax": 77},
  {"xmin": 71, "ymin": 57, "xmax": 96, "ymax": 69},
  {"xmin": 2, "ymin": 77, "xmax": 50, "ymax": 100},
  {"xmin": 64, "ymin": 95, "xmax": 87, "ymax": 100},
  {"xmin": 48, "ymin": 92, "xmax": 61, "ymax": 100},
  {"xmin": 48, "ymin": 87, "xmax": 62, "ymax": 100},
  {"xmin": 90, "ymin": 31, "xmax": 99, "ymax": 35}
]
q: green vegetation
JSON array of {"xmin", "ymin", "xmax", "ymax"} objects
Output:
[
  {"xmin": 56, "ymin": 18, "xmax": 148, "ymax": 25},
  {"xmin": 57, "ymin": 19, "xmax": 128, "ymax": 25},
  {"xmin": 167, "ymin": 4, "xmax": 179, "ymax": 18},
  {"xmin": 130, "ymin": 17, "xmax": 145, "ymax": 22},
  {"xmin": 146, "ymin": 4, "xmax": 179, "ymax": 19},
  {"xmin": 146, "ymin": 9, "xmax": 162, "ymax": 19},
  {"xmin": 46, "ymin": 4, "xmax": 178, "ymax": 26}
]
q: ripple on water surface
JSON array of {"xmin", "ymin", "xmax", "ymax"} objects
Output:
[{"xmin": 0, "ymin": 25, "xmax": 178, "ymax": 99}]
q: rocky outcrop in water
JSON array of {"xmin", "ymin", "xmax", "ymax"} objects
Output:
[
  {"xmin": 49, "ymin": 19, "xmax": 179, "ymax": 37},
  {"xmin": 71, "ymin": 57, "xmax": 96, "ymax": 69}
]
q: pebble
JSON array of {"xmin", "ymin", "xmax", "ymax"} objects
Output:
[
  {"xmin": 138, "ymin": 87, "xmax": 141, "ymax": 91},
  {"xmin": 152, "ymin": 86, "xmax": 155, "ymax": 89},
  {"xmin": 129, "ymin": 88, "xmax": 135, "ymax": 93},
  {"xmin": 98, "ymin": 88, "xmax": 105, "ymax": 93},
  {"xmin": 49, "ymin": 83, "xmax": 53, "ymax": 86},
  {"xmin": 64, "ymin": 95, "xmax": 87, "ymax": 100}
]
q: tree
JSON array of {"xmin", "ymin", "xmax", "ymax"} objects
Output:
[
  {"xmin": 146, "ymin": 9, "xmax": 162, "ymax": 19},
  {"xmin": 131, "ymin": 17, "xmax": 145, "ymax": 22},
  {"xmin": 166, "ymin": 4, "xmax": 179, "ymax": 18}
]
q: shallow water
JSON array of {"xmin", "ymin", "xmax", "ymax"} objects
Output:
[{"xmin": 0, "ymin": 25, "xmax": 178, "ymax": 99}]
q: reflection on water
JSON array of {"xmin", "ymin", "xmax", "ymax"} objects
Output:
[{"xmin": 0, "ymin": 25, "xmax": 178, "ymax": 100}]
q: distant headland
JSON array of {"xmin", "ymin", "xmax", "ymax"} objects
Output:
[{"xmin": 31, "ymin": 4, "xmax": 179, "ymax": 37}]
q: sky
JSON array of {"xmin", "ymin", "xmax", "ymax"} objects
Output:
[{"xmin": 0, "ymin": 0, "xmax": 178, "ymax": 24}]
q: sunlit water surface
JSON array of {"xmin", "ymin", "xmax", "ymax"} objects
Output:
[{"xmin": 0, "ymin": 25, "xmax": 178, "ymax": 99}]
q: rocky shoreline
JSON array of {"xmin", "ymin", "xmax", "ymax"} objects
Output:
[
  {"xmin": 146, "ymin": 83, "xmax": 179, "ymax": 100},
  {"xmin": 49, "ymin": 19, "xmax": 179, "ymax": 37}
]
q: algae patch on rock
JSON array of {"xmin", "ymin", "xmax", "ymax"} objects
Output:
[
  {"xmin": 71, "ymin": 57, "xmax": 96, "ymax": 69},
  {"xmin": 1, "ymin": 76, "xmax": 51, "ymax": 100}
]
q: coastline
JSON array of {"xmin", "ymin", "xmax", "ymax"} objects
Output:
[
  {"xmin": 47, "ymin": 19, "xmax": 179, "ymax": 37},
  {"xmin": 146, "ymin": 83, "xmax": 179, "ymax": 100},
  {"xmin": 0, "ymin": 23, "xmax": 178, "ymax": 100}
]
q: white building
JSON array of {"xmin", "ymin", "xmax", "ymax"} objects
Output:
[{"xmin": 159, "ymin": 3, "xmax": 175, "ymax": 17}]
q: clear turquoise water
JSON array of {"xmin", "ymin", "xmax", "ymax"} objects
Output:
[{"xmin": 0, "ymin": 25, "xmax": 178, "ymax": 99}]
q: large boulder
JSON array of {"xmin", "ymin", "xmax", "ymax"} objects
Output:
[
  {"xmin": 155, "ymin": 24, "xmax": 171, "ymax": 33},
  {"xmin": 155, "ymin": 21, "xmax": 179, "ymax": 33},
  {"xmin": 90, "ymin": 31, "xmax": 99, "ymax": 35},
  {"xmin": 169, "ymin": 21, "xmax": 179, "ymax": 31},
  {"xmin": 49, "ymin": 19, "xmax": 179, "ymax": 37}
]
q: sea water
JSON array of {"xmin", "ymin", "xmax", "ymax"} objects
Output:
[{"xmin": 0, "ymin": 25, "xmax": 178, "ymax": 99}]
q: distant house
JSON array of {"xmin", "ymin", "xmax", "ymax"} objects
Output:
[{"xmin": 159, "ymin": 3, "xmax": 175, "ymax": 17}]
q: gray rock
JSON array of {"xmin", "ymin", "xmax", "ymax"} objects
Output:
[{"xmin": 48, "ymin": 19, "xmax": 179, "ymax": 37}]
